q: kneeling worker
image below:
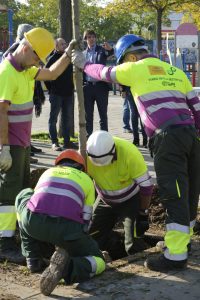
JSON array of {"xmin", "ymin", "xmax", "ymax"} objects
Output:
[
  {"xmin": 15, "ymin": 149, "xmax": 105, "ymax": 296},
  {"xmin": 87, "ymin": 130, "xmax": 153, "ymax": 256}
]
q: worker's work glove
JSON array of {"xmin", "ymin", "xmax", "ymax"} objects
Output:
[
  {"xmin": 0, "ymin": 145, "xmax": 12, "ymax": 172},
  {"xmin": 72, "ymin": 49, "xmax": 87, "ymax": 69},
  {"xmin": 64, "ymin": 39, "xmax": 77, "ymax": 58},
  {"xmin": 136, "ymin": 212, "xmax": 149, "ymax": 237}
]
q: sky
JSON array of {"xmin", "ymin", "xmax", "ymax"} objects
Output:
[{"xmin": 15, "ymin": 0, "xmax": 27, "ymax": 3}]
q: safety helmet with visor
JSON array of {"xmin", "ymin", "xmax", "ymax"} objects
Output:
[{"xmin": 87, "ymin": 130, "xmax": 115, "ymax": 166}]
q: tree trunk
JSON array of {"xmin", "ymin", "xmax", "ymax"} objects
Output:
[
  {"xmin": 71, "ymin": 0, "xmax": 87, "ymax": 159},
  {"xmin": 58, "ymin": 0, "xmax": 75, "ymax": 139},
  {"xmin": 156, "ymin": 8, "xmax": 163, "ymax": 56},
  {"xmin": 59, "ymin": 0, "xmax": 72, "ymax": 42}
]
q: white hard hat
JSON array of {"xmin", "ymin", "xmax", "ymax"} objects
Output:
[{"xmin": 87, "ymin": 130, "xmax": 115, "ymax": 166}]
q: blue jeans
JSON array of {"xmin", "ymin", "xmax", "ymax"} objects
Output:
[
  {"xmin": 123, "ymin": 98, "xmax": 131, "ymax": 130},
  {"xmin": 48, "ymin": 94, "xmax": 73, "ymax": 145},
  {"xmin": 126, "ymin": 91, "xmax": 147, "ymax": 143}
]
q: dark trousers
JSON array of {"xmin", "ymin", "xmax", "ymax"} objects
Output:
[
  {"xmin": 127, "ymin": 91, "xmax": 147, "ymax": 143},
  {"xmin": 48, "ymin": 93, "xmax": 73, "ymax": 145},
  {"xmin": 89, "ymin": 194, "xmax": 140, "ymax": 255},
  {"xmin": 83, "ymin": 82, "xmax": 109, "ymax": 137},
  {"xmin": 15, "ymin": 188, "xmax": 104, "ymax": 284},
  {"xmin": 152, "ymin": 125, "xmax": 200, "ymax": 256},
  {"xmin": 0, "ymin": 146, "xmax": 30, "ymax": 204}
]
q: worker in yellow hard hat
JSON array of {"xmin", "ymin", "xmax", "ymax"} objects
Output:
[{"xmin": 0, "ymin": 27, "xmax": 75, "ymax": 264}]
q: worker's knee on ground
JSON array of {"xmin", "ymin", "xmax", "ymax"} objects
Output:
[{"xmin": 93, "ymin": 256, "xmax": 106, "ymax": 275}]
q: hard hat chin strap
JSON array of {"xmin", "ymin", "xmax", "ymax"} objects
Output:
[{"xmin": 87, "ymin": 144, "xmax": 115, "ymax": 158}]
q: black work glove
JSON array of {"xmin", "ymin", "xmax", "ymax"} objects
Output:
[{"xmin": 136, "ymin": 213, "xmax": 149, "ymax": 237}]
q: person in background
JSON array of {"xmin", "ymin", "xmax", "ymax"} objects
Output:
[
  {"xmin": 72, "ymin": 33, "xmax": 200, "ymax": 272},
  {"xmin": 82, "ymin": 29, "xmax": 114, "ymax": 138},
  {"xmin": 15, "ymin": 149, "xmax": 105, "ymax": 296},
  {"xmin": 0, "ymin": 27, "xmax": 75, "ymax": 264},
  {"xmin": 45, "ymin": 38, "xmax": 77, "ymax": 151},
  {"xmin": 123, "ymin": 86, "xmax": 148, "ymax": 147},
  {"xmin": 122, "ymin": 94, "xmax": 132, "ymax": 133}
]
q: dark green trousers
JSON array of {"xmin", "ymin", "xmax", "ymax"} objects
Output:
[
  {"xmin": 15, "ymin": 188, "xmax": 104, "ymax": 284},
  {"xmin": 0, "ymin": 145, "xmax": 30, "ymax": 205},
  {"xmin": 89, "ymin": 193, "xmax": 140, "ymax": 255},
  {"xmin": 152, "ymin": 125, "xmax": 200, "ymax": 226}
]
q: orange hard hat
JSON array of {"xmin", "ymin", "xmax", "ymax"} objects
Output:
[{"xmin": 55, "ymin": 149, "xmax": 86, "ymax": 171}]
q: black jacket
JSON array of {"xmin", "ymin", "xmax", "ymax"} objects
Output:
[{"xmin": 45, "ymin": 51, "xmax": 74, "ymax": 97}]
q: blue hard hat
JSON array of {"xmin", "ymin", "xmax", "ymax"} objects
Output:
[{"xmin": 115, "ymin": 34, "xmax": 146, "ymax": 64}]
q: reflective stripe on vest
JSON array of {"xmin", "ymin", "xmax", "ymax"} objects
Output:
[
  {"xmin": 34, "ymin": 186, "xmax": 83, "ymax": 207},
  {"xmin": 140, "ymin": 90, "xmax": 184, "ymax": 102},
  {"xmin": 147, "ymin": 102, "xmax": 188, "ymax": 115},
  {"xmin": 85, "ymin": 255, "xmax": 105, "ymax": 277},
  {"xmin": 193, "ymin": 102, "xmax": 200, "ymax": 111},
  {"xmin": 83, "ymin": 205, "xmax": 93, "ymax": 221},
  {"xmin": 96, "ymin": 182, "xmax": 139, "ymax": 203},
  {"xmin": 8, "ymin": 114, "xmax": 32, "ymax": 123},
  {"xmin": 8, "ymin": 101, "xmax": 33, "ymax": 123},
  {"xmin": 0, "ymin": 206, "xmax": 16, "ymax": 237}
]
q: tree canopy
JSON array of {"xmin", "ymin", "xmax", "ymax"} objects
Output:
[{"xmin": 2, "ymin": 0, "xmax": 200, "ymax": 51}]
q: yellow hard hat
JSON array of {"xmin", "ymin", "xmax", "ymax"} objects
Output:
[{"xmin": 24, "ymin": 27, "xmax": 55, "ymax": 63}]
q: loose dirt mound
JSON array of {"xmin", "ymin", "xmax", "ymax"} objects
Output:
[
  {"xmin": 149, "ymin": 185, "xmax": 165, "ymax": 228},
  {"xmin": 30, "ymin": 168, "xmax": 47, "ymax": 188}
]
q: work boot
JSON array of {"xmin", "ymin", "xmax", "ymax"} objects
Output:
[
  {"xmin": 0, "ymin": 237, "xmax": 25, "ymax": 265},
  {"xmin": 123, "ymin": 128, "xmax": 132, "ymax": 133},
  {"xmin": 133, "ymin": 139, "xmax": 139, "ymax": 147},
  {"xmin": 40, "ymin": 247, "xmax": 69, "ymax": 296},
  {"xmin": 144, "ymin": 253, "xmax": 187, "ymax": 272},
  {"xmin": 143, "ymin": 138, "xmax": 148, "ymax": 148},
  {"xmin": 31, "ymin": 145, "xmax": 42, "ymax": 153},
  {"xmin": 52, "ymin": 143, "xmax": 62, "ymax": 151},
  {"xmin": 26, "ymin": 258, "xmax": 47, "ymax": 273},
  {"xmin": 30, "ymin": 156, "xmax": 38, "ymax": 164},
  {"xmin": 63, "ymin": 141, "xmax": 78, "ymax": 150},
  {"xmin": 128, "ymin": 237, "xmax": 150, "ymax": 255}
]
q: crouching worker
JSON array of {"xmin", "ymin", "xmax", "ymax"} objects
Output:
[
  {"xmin": 87, "ymin": 130, "xmax": 153, "ymax": 256},
  {"xmin": 15, "ymin": 149, "xmax": 105, "ymax": 296}
]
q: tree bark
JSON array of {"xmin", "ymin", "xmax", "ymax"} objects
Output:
[
  {"xmin": 156, "ymin": 8, "xmax": 163, "ymax": 56},
  {"xmin": 59, "ymin": 0, "xmax": 72, "ymax": 42},
  {"xmin": 71, "ymin": 0, "xmax": 87, "ymax": 159},
  {"xmin": 58, "ymin": 0, "xmax": 75, "ymax": 139}
]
